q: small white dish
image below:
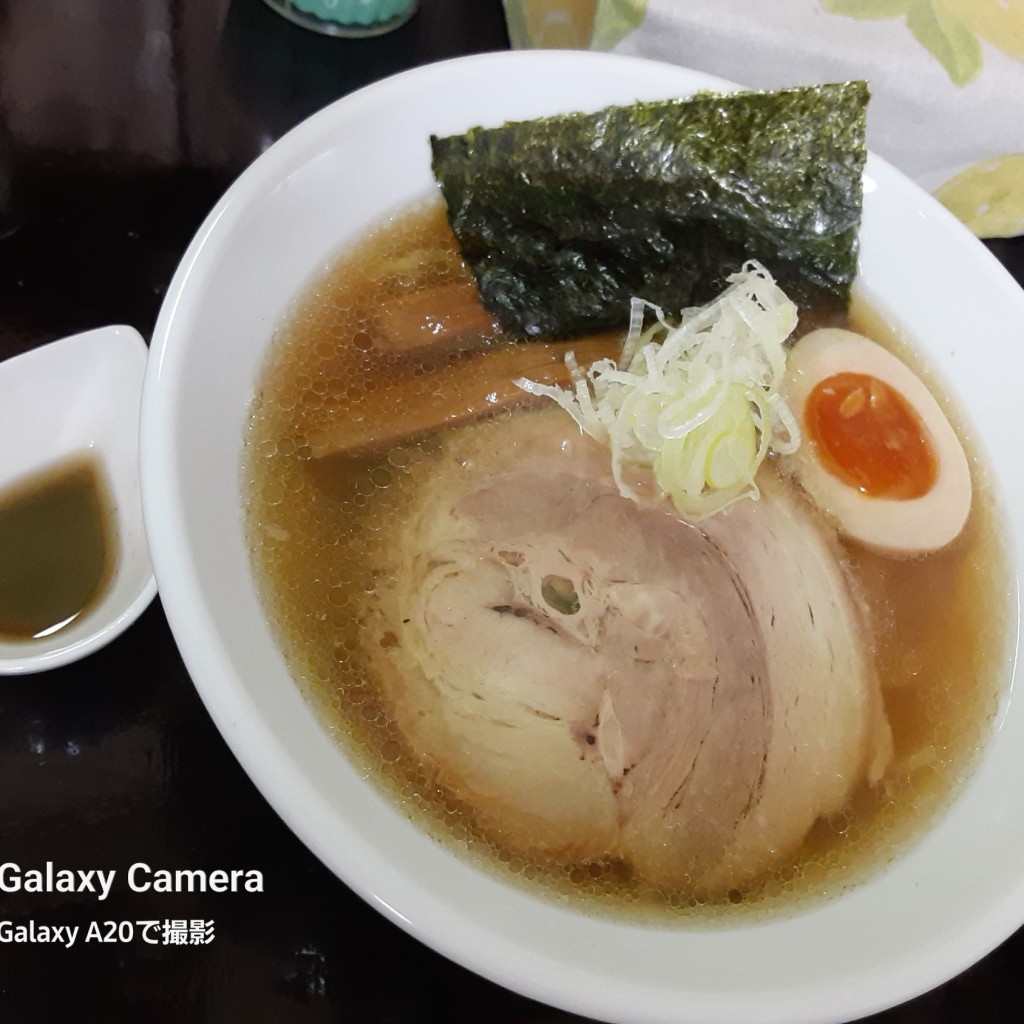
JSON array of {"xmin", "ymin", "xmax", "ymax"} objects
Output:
[{"xmin": 0, "ymin": 325, "xmax": 157, "ymax": 675}]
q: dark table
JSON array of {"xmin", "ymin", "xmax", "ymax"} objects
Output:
[{"xmin": 1, "ymin": 2, "xmax": 1022, "ymax": 1021}]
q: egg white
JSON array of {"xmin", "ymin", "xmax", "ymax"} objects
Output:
[{"xmin": 781, "ymin": 328, "xmax": 972, "ymax": 557}]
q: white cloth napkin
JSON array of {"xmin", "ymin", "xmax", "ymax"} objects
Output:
[{"xmin": 503, "ymin": 0, "xmax": 1024, "ymax": 237}]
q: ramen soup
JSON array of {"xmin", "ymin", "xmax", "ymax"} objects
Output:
[{"xmin": 243, "ymin": 200, "xmax": 1011, "ymax": 920}]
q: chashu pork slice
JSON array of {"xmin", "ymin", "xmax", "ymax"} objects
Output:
[{"xmin": 361, "ymin": 410, "xmax": 891, "ymax": 892}]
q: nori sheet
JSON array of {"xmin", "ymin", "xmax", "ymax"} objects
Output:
[{"xmin": 430, "ymin": 82, "xmax": 869, "ymax": 338}]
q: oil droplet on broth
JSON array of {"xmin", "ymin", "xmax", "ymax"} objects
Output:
[{"xmin": 0, "ymin": 455, "xmax": 118, "ymax": 641}]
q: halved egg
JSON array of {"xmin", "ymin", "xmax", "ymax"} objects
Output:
[{"xmin": 781, "ymin": 328, "xmax": 972, "ymax": 556}]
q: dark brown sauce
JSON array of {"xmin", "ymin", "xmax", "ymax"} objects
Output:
[
  {"xmin": 243, "ymin": 199, "xmax": 1011, "ymax": 923},
  {"xmin": 0, "ymin": 455, "xmax": 118, "ymax": 641}
]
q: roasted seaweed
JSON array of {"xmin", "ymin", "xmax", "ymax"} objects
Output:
[{"xmin": 431, "ymin": 83, "xmax": 869, "ymax": 338}]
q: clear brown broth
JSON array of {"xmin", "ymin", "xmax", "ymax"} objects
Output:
[{"xmin": 243, "ymin": 200, "xmax": 1011, "ymax": 922}]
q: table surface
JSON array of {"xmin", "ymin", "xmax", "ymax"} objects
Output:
[{"xmin": 1, "ymin": 2, "xmax": 1022, "ymax": 1021}]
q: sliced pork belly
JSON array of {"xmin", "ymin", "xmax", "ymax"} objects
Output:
[{"xmin": 361, "ymin": 410, "xmax": 892, "ymax": 891}]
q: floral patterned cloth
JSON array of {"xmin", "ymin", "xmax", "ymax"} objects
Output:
[{"xmin": 502, "ymin": 0, "xmax": 1024, "ymax": 238}]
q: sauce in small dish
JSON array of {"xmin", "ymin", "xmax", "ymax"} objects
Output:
[
  {"xmin": 0, "ymin": 455, "xmax": 118, "ymax": 641},
  {"xmin": 0, "ymin": 325, "xmax": 156, "ymax": 675}
]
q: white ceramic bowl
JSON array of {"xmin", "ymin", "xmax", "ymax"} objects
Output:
[
  {"xmin": 141, "ymin": 51, "xmax": 1024, "ymax": 1024},
  {"xmin": 1, "ymin": 325, "xmax": 156, "ymax": 674}
]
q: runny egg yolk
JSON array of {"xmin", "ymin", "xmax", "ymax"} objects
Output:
[{"xmin": 804, "ymin": 372, "xmax": 938, "ymax": 500}]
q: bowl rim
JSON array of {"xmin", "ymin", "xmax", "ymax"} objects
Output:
[{"xmin": 140, "ymin": 49, "xmax": 1024, "ymax": 1024}]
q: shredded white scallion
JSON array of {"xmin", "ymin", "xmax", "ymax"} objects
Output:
[{"xmin": 513, "ymin": 261, "xmax": 802, "ymax": 521}]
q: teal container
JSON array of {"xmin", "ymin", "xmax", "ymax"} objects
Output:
[{"xmin": 263, "ymin": 0, "xmax": 419, "ymax": 37}]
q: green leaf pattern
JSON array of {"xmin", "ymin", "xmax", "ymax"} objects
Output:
[
  {"xmin": 906, "ymin": 1, "xmax": 983, "ymax": 85},
  {"xmin": 592, "ymin": 0, "xmax": 648, "ymax": 50},
  {"xmin": 822, "ymin": 0, "xmax": 984, "ymax": 86},
  {"xmin": 821, "ymin": 0, "xmax": 914, "ymax": 18}
]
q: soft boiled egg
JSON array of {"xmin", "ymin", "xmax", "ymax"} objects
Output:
[{"xmin": 781, "ymin": 328, "xmax": 971, "ymax": 556}]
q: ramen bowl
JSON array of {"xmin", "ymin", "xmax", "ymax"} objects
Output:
[{"xmin": 140, "ymin": 51, "xmax": 1024, "ymax": 1024}]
